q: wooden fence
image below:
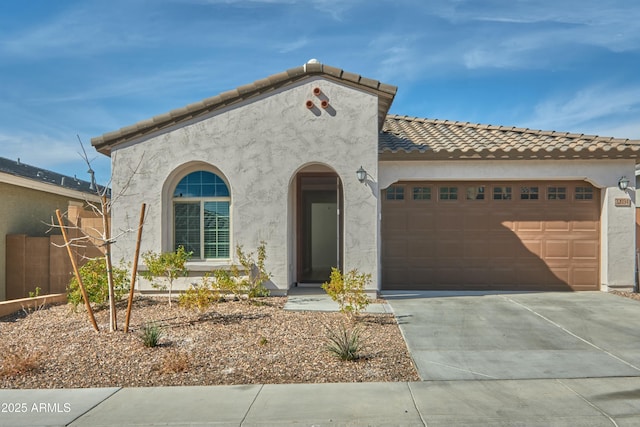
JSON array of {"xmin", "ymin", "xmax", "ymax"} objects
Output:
[{"xmin": 6, "ymin": 204, "xmax": 106, "ymax": 300}]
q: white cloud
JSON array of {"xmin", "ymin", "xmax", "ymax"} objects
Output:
[
  {"xmin": 523, "ymin": 84, "xmax": 640, "ymax": 137},
  {"xmin": 0, "ymin": 3, "xmax": 160, "ymax": 58}
]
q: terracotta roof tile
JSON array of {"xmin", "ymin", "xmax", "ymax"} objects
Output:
[{"xmin": 380, "ymin": 114, "xmax": 640, "ymax": 161}]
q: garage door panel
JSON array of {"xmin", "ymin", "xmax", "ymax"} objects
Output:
[
  {"xmin": 435, "ymin": 213, "xmax": 462, "ymax": 231},
  {"xmin": 545, "ymin": 266, "xmax": 570, "ymax": 285},
  {"xmin": 545, "ymin": 220, "xmax": 571, "ymax": 232},
  {"xmin": 545, "ymin": 240, "xmax": 570, "ymax": 260},
  {"xmin": 407, "ymin": 239, "xmax": 436, "ymax": 260},
  {"xmin": 572, "ymin": 219, "xmax": 599, "ymax": 232},
  {"xmin": 463, "ymin": 239, "xmax": 490, "ymax": 259},
  {"xmin": 516, "ymin": 220, "xmax": 544, "ymax": 232},
  {"xmin": 437, "ymin": 239, "xmax": 464, "ymax": 259},
  {"xmin": 407, "ymin": 212, "xmax": 435, "ymax": 230},
  {"xmin": 382, "ymin": 212, "xmax": 407, "ymax": 231},
  {"xmin": 382, "ymin": 181, "xmax": 600, "ymax": 291},
  {"xmin": 463, "ymin": 212, "xmax": 493, "ymax": 231},
  {"xmin": 384, "ymin": 239, "xmax": 407, "ymax": 258},
  {"xmin": 572, "ymin": 240, "xmax": 599, "ymax": 260},
  {"xmin": 520, "ymin": 239, "xmax": 543, "ymax": 258},
  {"xmin": 572, "ymin": 267, "xmax": 600, "ymax": 289}
]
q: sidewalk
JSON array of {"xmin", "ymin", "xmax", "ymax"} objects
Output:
[{"xmin": 2, "ymin": 378, "xmax": 640, "ymax": 426}]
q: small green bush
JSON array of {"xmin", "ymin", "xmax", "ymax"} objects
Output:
[
  {"xmin": 322, "ymin": 268, "xmax": 371, "ymax": 317},
  {"xmin": 67, "ymin": 258, "xmax": 130, "ymax": 308},
  {"xmin": 142, "ymin": 322, "xmax": 163, "ymax": 348},
  {"xmin": 235, "ymin": 242, "xmax": 271, "ymax": 299},
  {"xmin": 141, "ymin": 246, "xmax": 192, "ymax": 307},
  {"xmin": 325, "ymin": 323, "xmax": 362, "ymax": 361},
  {"xmin": 178, "ymin": 275, "xmax": 220, "ymax": 312},
  {"xmin": 206, "ymin": 243, "xmax": 271, "ymax": 301},
  {"xmin": 212, "ymin": 269, "xmax": 241, "ymax": 300}
]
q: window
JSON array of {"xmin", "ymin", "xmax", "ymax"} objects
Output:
[
  {"xmin": 547, "ymin": 186, "xmax": 567, "ymax": 200},
  {"xmin": 439, "ymin": 186, "xmax": 458, "ymax": 200},
  {"xmin": 520, "ymin": 186, "xmax": 539, "ymax": 200},
  {"xmin": 466, "ymin": 186, "xmax": 485, "ymax": 200},
  {"xmin": 575, "ymin": 186, "xmax": 594, "ymax": 200},
  {"xmin": 413, "ymin": 187, "xmax": 431, "ymax": 200},
  {"xmin": 386, "ymin": 185, "xmax": 404, "ymax": 200},
  {"xmin": 173, "ymin": 171, "xmax": 230, "ymax": 259},
  {"xmin": 493, "ymin": 186, "xmax": 512, "ymax": 200}
]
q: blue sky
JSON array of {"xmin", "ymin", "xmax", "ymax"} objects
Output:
[{"xmin": 1, "ymin": 0, "xmax": 639, "ymax": 185}]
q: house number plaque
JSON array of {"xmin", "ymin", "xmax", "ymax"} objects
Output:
[{"xmin": 615, "ymin": 198, "xmax": 631, "ymax": 207}]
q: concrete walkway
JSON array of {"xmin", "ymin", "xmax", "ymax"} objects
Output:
[
  {"xmin": 3, "ymin": 290, "xmax": 640, "ymax": 426},
  {"xmin": 284, "ymin": 287, "xmax": 392, "ymax": 313},
  {"xmin": 2, "ymin": 378, "xmax": 640, "ymax": 426}
]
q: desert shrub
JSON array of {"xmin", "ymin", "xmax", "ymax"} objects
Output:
[
  {"xmin": 67, "ymin": 258, "xmax": 130, "ymax": 308},
  {"xmin": 322, "ymin": 268, "xmax": 371, "ymax": 317},
  {"xmin": 325, "ymin": 323, "xmax": 362, "ymax": 361},
  {"xmin": 141, "ymin": 322, "xmax": 163, "ymax": 348},
  {"xmin": 158, "ymin": 349, "xmax": 190, "ymax": 374},
  {"xmin": 0, "ymin": 347, "xmax": 41, "ymax": 377},
  {"xmin": 207, "ymin": 242, "xmax": 271, "ymax": 301},
  {"xmin": 235, "ymin": 242, "xmax": 271, "ymax": 298},
  {"xmin": 212, "ymin": 269, "xmax": 241, "ymax": 300},
  {"xmin": 179, "ymin": 275, "xmax": 220, "ymax": 312},
  {"xmin": 141, "ymin": 246, "xmax": 191, "ymax": 307}
]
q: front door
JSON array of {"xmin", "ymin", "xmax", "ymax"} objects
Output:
[{"xmin": 297, "ymin": 174, "xmax": 342, "ymax": 283}]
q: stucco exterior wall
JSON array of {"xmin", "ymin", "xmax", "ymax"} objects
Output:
[
  {"xmin": 379, "ymin": 159, "xmax": 637, "ymax": 290},
  {"xmin": 0, "ymin": 183, "xmax": 87, "ymax": 301},
  {"xmin": 109, "ymin": 76, "xmax": 380, "ymax": 294}
]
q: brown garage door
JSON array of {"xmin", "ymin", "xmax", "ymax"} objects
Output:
[{"xmin": 381, "ymin": 181, "xmax": 600, "ymax": 291}]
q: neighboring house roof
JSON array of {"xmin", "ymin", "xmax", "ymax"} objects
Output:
[
  {"xmin": 380, "ymin": 115, "xmax": 640, "ymax": 161},
  {"xmin": 92, "ymin": 61, "xmax": 398, "ymax": 155},
  {"xmin": 0, "ymin": 156, "xmax": 105, "ymax": 200}
]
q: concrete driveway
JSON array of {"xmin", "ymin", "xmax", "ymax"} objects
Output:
[{"xmin": 384, "ymin": 291, "xmax": 640, "ymax": 381}]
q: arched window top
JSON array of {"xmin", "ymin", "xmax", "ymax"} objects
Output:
[{"xmin": 173, "ymin": 171, "xmax": 229, "ymax": 198}]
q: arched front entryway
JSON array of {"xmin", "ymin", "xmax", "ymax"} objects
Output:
[{"xmin": 292, "ymin": 164, "xmax": 343, "ymax": 285}]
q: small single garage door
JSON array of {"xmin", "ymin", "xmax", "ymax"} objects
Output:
[{"xmin": 382, "ymin": 181, "xmax": 600, "ymax": 291}]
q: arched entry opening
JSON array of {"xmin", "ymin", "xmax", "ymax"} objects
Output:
[{"xmin": 294, "ymin": 165, "xmax": 343, "ymax": 285}]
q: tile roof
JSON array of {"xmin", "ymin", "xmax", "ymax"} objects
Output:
[
  {"xmin": 0, "ymin": 156, "xmax": 107, "ymax": 196},
  {"xmin": 92, "ymin": 61, "xmax": 397, "ymax": 155},
  {"xmin": 380, "ymin": 115, "xmax": 640, "ymax": 161}
]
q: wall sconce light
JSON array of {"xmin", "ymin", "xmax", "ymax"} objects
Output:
[
  {"xmin": 356, "ymin": 166, "xmax": 367, "ymax": 183},
  {"xmin": 618, "ymin": 176, "xmax": 630, "ymax": 190}
]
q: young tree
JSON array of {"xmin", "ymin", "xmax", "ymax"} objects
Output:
[
  {"xmin": 141, "ymin": 246, "xmax": 191, "ymax": 307},
  {"xmin": 52, "ymin": 136, "xmax": 145, "ymax": 332}
]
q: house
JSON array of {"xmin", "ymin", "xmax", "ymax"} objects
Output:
[
  {"xmin": 0, "ymin": 157, "xmax": 102, "ymax": 300},
  {"xmin": 91, "ymin": 61, "xmax": 640, "ymax": 295}
]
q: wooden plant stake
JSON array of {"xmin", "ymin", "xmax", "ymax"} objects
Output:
[
  {"xmin": 55, "ymin": 209, "xmax": 99, "ymax": 332},
  {"xmin": 124, "ymin": 203, "xmax": 146, "ymax": 333},
  {"xmin": 101, "ymin": 195, "xmax": 117, "ymax": 332}
]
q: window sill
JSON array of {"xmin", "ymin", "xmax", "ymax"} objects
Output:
[{"xmin": 185, "ymin": 260, "xmax": 235, "ymax": 272}]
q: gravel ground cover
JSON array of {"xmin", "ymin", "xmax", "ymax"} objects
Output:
[{"xmin": 0, "ymin": 296, "xmax": 419, "ymax": 388}]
